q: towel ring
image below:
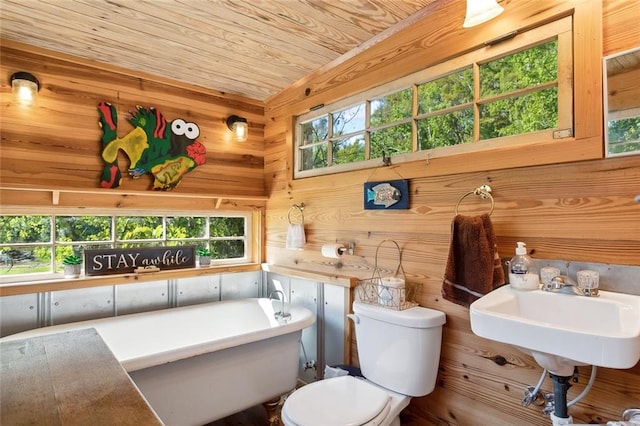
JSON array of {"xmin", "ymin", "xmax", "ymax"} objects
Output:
[
  {"xmin": 287, "ymin": 203, "xmax": 305, "ymax": 225},
  {"xmin": 455, "ymin": 185, "xmax": 494, "ymax": 216}
]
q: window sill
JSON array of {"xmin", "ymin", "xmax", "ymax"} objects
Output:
[{"xmin": 0, "ymin": 263, "xmax": 263, "ymax": 297}]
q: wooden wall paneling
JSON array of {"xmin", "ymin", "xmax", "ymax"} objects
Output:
[
  {"xmin": 0, "ymin": 0, "xmax": 637, "ymax": 423},
  {"xmin": 1, "ymin": 43, "xmax": 266, "ymax": 199},
  {"xmin": 607, "ymin": 66, "xmax": 640, "ymax": 115},
  {"xmin": 264, "ymin": 0, "xmax": 640, "ymax": 424},
  {"xmin": 603, "ymin": 0, "xmax": 640, "ymax": 56},
  {"xmin": 0, "ymin": 189, "xmax": 266, "ymax": 213}
]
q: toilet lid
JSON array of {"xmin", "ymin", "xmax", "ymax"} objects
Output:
[{"xmin": 283, "ymin": 376, "xmax": 390, "ymax": 426}]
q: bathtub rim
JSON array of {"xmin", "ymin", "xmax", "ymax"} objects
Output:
[{"xmin": 0, "ymin": 298, "xmax": 316, "ymax": 372}]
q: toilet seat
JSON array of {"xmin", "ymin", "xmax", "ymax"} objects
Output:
[{"xmin": 282, "ymin": 375, "xmax": 391, "ymax": 426}]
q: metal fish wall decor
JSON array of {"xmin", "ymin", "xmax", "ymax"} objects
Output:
[
  {"xmin": 97, "ymin": 102, "xmax": 207, "ymax": 191},
  {"xmin": 363, "ymin": 179, "xmax": 409, "ymax": 209}
]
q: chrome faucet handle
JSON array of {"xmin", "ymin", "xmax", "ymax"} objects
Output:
[
  {"xmin": 551, "ymin": 275, "xmax": 576, "ymax": 288},
  {"xmin": 542, "ymin": 275, "xmax": 599, "ymax": 297},
  {"xmin": 268, "ymin": 290, "xmax": 291, "ymax": 320},
  {"xmin": 541, "ymin": 275, "xmax": 565, "ymax": 291},
  {"xmin": 579, "ymin": 286, "xmax": 600, "ymax": 297},
  {"xmin": 541, "ymin": 281, "xmax": 554, "ymax": 291},
  {"xmin": 622, "ymin": 408, "xmax": 640, "ymax": 423}
]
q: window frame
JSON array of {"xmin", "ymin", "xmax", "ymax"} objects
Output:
[
  {"xmin": 294, "ymin": 17, "xmax": 573, "ymax": 179},
  {"xmin": 0, "ymin": 210, "xmax": 254, "ymax": 284}
]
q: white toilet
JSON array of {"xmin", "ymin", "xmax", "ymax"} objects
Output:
[{"xmin": 281, "ymin": 300, "xmax": 446, "ymax": 426}]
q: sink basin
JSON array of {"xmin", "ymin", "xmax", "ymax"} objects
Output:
[{"xmin": 470, "ymin": 285, "xmax": 640, "ymax": 376}]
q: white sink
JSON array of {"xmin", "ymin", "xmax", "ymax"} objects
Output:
[{"xmin": 470, "ymin": 285, "xmax": 640, "ymax": 376}]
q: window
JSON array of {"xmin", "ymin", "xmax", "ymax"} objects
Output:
[
  {"xmin": 0, "ymin": 212, "xmax": 251, "ymax": 280},
  {"xmin": 295, "ymin": 18, "xmax": 572, "ymax": 178},
  {"xmin": 604, "ymin": 47, "xmax": 640, "ymax": 157}
]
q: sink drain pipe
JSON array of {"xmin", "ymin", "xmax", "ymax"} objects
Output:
[
  {"xmin": 550, "ymin": 374, "xmax": 572, "ymax": 420},
  {"xmin": 548, "ymin": 366, "xmax": 598, "ymax": 426}
]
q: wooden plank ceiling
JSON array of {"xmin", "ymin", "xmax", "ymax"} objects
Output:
[{"xmin": 0, "ymin": 0, "xmax": 437, "ymax": 101}]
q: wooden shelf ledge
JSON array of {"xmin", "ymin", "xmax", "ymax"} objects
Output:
[
  {"xmin": 0, "ymin": 263, "xmax": 262, "ymax": 297},
  {"xmin": 261, "ymin": 263, "xmax": 359, "ymax": 288}
]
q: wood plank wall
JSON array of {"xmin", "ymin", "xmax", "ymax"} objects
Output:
[
  {"xmin": 0, "ymin": 0, "xmax": 638, "ymax": 425},
  {"xmin": 264, "ymin": 0, "xmax": 640, "ymax": 425},
  {"xmin": 0, "ymin": 40, "xmax": 266, "ymax": 211}
]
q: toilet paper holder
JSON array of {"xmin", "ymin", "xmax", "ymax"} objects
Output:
[
  {"xmin": 321, "ymin": 242, "xmax": 356, "ymax": 257},
  {"xmin": 337, "ymin": 242, "xmax": 355, "ymax": 256}
]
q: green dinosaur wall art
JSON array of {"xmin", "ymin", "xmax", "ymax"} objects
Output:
[{"xmin": 97, "ymin": 102, "xmax": 207, "ymax": 190}]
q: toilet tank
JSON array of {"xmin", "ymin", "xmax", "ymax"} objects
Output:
[{"xmin": 352, "ymin": 300, "xmax": 446, "ymax": 396}]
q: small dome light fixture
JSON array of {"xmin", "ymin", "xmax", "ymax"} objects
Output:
[
  {"xmin": 226, "ymin": 115, "xmax": 248, "ymax": 142},
  {"xmin": 463, "ymin": 0, "xmax": 504, "ymax": 28},
  {"xmin": 10, "ymin": 71, "xmax": 40, "ymax": 106}
]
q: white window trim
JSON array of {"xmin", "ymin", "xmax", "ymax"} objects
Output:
[
  {"xmin": 294, "ymin": 17, "xmax": 572, "ymax": 179},
  {"xmin": 0, "ymin": 210, "xmax": 253, "ymax": 284}
]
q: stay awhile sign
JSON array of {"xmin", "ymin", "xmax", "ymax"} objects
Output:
[{"xmin": 84, "ymin": 246, "xmax": 195, "ymax": 276}]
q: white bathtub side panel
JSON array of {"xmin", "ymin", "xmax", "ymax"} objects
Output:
[
  {"xmin": 116, "ymin": 280, "xmax": 170, "ymax": 315},
  {"xmin": 324, "ymin": 283, "xmax": 348, "ymax": 367},
  {"xmin": 51, "ymin": 286, "xmax": 115, "ymax": 325},
  {"xmin": 177, "ymin": 275, "xmax": 221, "ymax": 306},
  {"xmin": 265, "ymin": 273, "xmax": 291, "ymax": 299},
  {"xmin": 290, "ymin": 278, "xmax": 318, "ymax": 382},
  {"xmin": 221, "ymin": 271, "xmax": 261, "ymax": 300},
  {"xmin": 0, "ymin": 294, "xmax": 39, "ymax": 337},
  {"xmin": 129, "ymin": 331, "xmax": 302, "ymax": 426}
]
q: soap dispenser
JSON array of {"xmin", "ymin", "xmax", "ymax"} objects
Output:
[{"xmin": 509, "ymin": 242, "xmax": 539, "ymax": 290}]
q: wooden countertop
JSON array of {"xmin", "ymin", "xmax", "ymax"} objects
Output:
[
  {"xmin": 0, "ymin": 328, "xmax": 163, "ymax": 426},
  {"xmin": 261, "ymin": 263, "xmax": 359, "ymax": 288}
]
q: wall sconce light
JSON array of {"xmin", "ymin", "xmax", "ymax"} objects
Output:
[
  {"xmin": 226, "ymin": 115, "xmax": 248, "ymax": 142},
  {"xmin": 463, "ymin": 0, "xmax": 504, "ymax": 28},
  {"xmin": 10, "ymin": 72, "xmax": 40, "ymax": 106}
]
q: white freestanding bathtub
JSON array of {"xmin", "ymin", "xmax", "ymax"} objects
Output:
[{"xmin": 2, "ymin": 298, "xmax": 315, "ymax": 426}]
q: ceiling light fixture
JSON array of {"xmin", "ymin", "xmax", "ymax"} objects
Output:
[
  {"xmin": 463, "ymin": 0, "xmax": 504, "ymax": 28},
  {"xmin": 226, "ymin": 115, "xmax": 248, "ymax": 142},
  {"xmin": 10, "ymin": 71, "xmax": 40, "ymax": 106}
]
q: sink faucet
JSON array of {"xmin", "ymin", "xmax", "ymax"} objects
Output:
[
  {"xmin": 541, "ymin": 275, "xmax": 599, "ymax": 297},
  {"xmin": 269, "ymin": 290, "xmax": 291, "ymax": 320}
]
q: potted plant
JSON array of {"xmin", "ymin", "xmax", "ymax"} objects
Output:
[
  {"xmin": 62, "ymin": 254, "xmax": 82, "ymax": 278},
  {"xmin": 197, "ymin": 248, "xmax": 212, "ymax": 267}
]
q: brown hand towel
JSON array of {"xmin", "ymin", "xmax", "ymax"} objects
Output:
[{"xmin": 442, "ymin": 213, "xmax": 505, "ymax": 308}]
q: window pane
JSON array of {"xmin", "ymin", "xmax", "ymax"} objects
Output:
[
  {"xmin": 480, "ymin": 88, "xmax": 558, "ymax": 139},
  {"xmin": 116, "ymin": 242, "xmax": 161, "ymax": 249},
  {"xmin": 332, "ymin": 104, "xmax": 365, "ymax": 136},
  {"xmin": 480, "ymin": 41, "xmax": 558, "ymax": 97},
  {"xmin": 370, "ymin": 123, "xmax": 412, "ymax": 159},
  {"xmin": 607, "ymin": 117, "xmax": 640, "ymax": 155},
  {"xmin": 370, "ymin": 89, "xmax": 412, "ymax": 127},
  {"xmin": 333, "ymin": 134, "xmax": 365, "ymax": 164},
  {"xmin": 418, "ymin": 68, "xmax": 473, "ymax": 113},
  {"xmin": 212, "ymin": 240, "xmax": 244, "ymax": 259},
  {"xmin": 116, "ymin": 216, "xmax": 163, "ymax": 240},
  {"xmin": 210, "ymin": 217, "xmax": 245, "ymax": 237},
  {"xmin": 0, "ymin": 215, "xmax": 51, "ymax": 243},
  {"xmin": 1, "ymin": 246, "xmax": 51, "ymax": 275},
  {"xmin": 167, "ymin": 217, "xmax": 206, "ymax": 239},
  {"xmin": 300, "ymin": 116, "xmax": 328, "ymax": 145},
  {"xmin": 417, "ymin": 109, "xmax": 474, "ymax": 149},
  {"xmin": 300, "ymin": 144, "xmax": 327, "ymax": 170},
  {"xmin": 56, "ymin": 216, "xmax": 111, "ymax": 242}
]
